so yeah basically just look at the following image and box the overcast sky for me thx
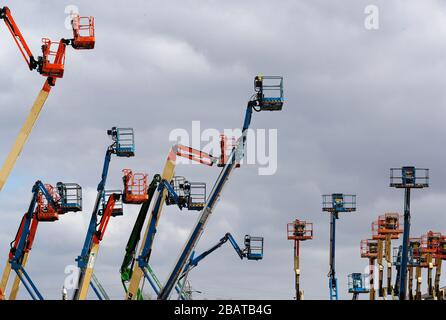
[1,0,446,300]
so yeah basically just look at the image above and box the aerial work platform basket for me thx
[99,190,123,217]
[322,194,356,213]
[376,213,403,235]
[244,235,264,260]
[254,75,284,111]
[390,167,429,189]
[188,181,206,211]
[436,236,446,260]
[39,38,66,78]
[361,239,379,259]
[372,219,400,240]
[348,273,369,294]
[287,220,313,241]
[122,169,149,204]
[57,182,82,213]
[108,127,135,157]
[166,176,206,211]
[421,231,442,254]
[71,14,95,50]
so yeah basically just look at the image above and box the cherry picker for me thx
[371,213,402,298]
[72,128,134,300]
[434,235,446,299]
[177,233,264,299]
[157,76,283,300]
[0,7,95,192]
[287,220,313,300]
[420,231,442,298]
[390,166,429,299]
[348,273,369,300]
[360,239,379,300]
[322,193,356,300]
[0,181,82,300]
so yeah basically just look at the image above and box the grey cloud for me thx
[1,0,446,300]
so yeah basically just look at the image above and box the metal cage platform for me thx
[122,169,149,204]
[108,127,135,157]
[390,167,429,189]
[40,38,66,78]
[188,182,206,211]
[348,273,370,294]
[322,194,356,213]
[361,239,379,259]
[244,235,264,260]
[421,231,442,254]
[376,213,403,235]
[166,176,206,211]
[287,220,313,241]
[372,219,401,240]
[99,190,124,217]
[71,15,95,50]
[436,236,446,260]
[255,75,284,111]
[57,182,82,213]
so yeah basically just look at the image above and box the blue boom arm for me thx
[9,180,59,300]
[186,233,244,270]
[76,149,112,270]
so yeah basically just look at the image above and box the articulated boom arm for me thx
[182,233,245,277]
[0,7,96,194]
[0,181,65,301]
[0,7,37,70]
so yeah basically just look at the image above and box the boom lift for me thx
[420,231,441,298]
[157,75,283,300]
[124,143,216,300]
[390,166,429,300]
[177,233,264,299]
[287,220,313,300]
[0,181,81,300]
[371,213,402,297]
[0,7,95,192]
[348,273,369,300]
[72,128,134,300]
[322,193,356,300]
[120,173,160,299]
[434,235,446,299]
[360,239,379,300]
